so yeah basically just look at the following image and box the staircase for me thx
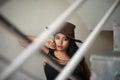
[90,22,120,80]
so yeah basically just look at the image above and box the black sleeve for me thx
[48,48,54,56]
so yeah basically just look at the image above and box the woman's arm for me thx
[17,35,55,54]
[17,35,35,48]
[18,35,56,64]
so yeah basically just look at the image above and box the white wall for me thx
[67,0,120,30]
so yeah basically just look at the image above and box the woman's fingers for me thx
[50,40,56,49]
[46,39,56,49]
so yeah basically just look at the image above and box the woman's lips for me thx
[57,46,63,49]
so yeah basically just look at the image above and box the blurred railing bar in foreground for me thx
[0,14,63,79]
[55,0,120,80]
[0,0,84,80]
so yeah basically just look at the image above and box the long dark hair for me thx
[67,39,79,58]
[67,39,89,80]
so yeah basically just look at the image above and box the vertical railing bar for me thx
[55,0,120,80]
[0,0,84,80]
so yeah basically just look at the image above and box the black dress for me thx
[44,49,88,80]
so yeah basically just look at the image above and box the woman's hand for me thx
[45,39,56,49]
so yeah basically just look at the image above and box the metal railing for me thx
[55,0,120,79]
[0,0,84,80]
[0,0,120,80]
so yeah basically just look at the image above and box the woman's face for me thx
[54,33,70,51]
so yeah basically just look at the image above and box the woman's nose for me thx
[59,39,63,44]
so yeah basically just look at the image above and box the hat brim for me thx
[67,36,83,43]
[74,39,83,43]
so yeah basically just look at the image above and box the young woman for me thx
[18,22,90,80]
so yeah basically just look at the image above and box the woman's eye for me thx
[63,38,69,41]
[55,36,59,39]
